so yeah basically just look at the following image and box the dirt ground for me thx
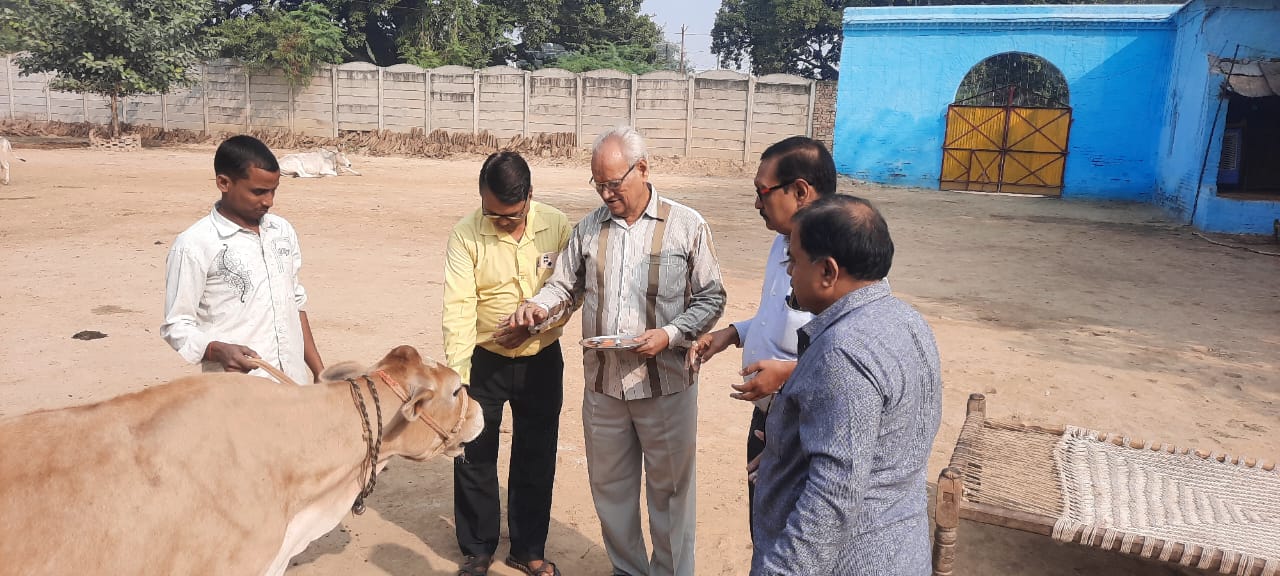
[1,144,1277,576]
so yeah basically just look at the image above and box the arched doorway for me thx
[940,52,1072,195]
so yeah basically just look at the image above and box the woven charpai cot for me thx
[932,393,1280,576]
[1052,426,1279,576]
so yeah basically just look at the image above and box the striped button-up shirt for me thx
[529,186,726,400]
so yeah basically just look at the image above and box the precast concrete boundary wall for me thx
[0,57,828,161]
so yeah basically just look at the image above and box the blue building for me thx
[834,1,1280,234]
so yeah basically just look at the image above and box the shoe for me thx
[457,554,493,575]
[505,555,561,576]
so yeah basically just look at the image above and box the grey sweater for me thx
[751,280,942,575]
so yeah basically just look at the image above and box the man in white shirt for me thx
[686,136,836,535]
[162,135,324,385]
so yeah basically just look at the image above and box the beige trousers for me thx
[582,383,698,576]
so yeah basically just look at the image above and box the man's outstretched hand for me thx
[511,301,549,328]
[686,326,739,371]
[731,360,796,401]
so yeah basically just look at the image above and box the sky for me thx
[642,0,727,72]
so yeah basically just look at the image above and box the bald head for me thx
[791,194,893,281]
[592,125,648,165]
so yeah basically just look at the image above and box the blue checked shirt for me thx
[752,280,942,575]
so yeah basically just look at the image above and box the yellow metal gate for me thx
[940,104,1071,195]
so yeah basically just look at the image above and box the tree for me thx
[0,2,26,54]
[550,0,661,53]
[495,0,662,69]
[712,0,857,80]
[212,0,398,66]
[534,37,688,74]
[955,52,1070,107]
[205,0,664,71]
[14,0,214,136]
[394,0,513,69]
[654,40,694,73]
[213,2,347,87]
[551,43,657,74]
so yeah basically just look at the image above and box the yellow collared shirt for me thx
[442,200,572,384]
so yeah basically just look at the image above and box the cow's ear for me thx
[319,361,364,382]
[384,345,422,366]
[401,386,435,421]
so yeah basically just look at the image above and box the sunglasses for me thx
[756,179,798,201]
[483,198,528,223]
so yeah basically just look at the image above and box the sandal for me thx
[505,555,561,576]
[457,554,492,576]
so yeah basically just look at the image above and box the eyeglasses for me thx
[590,163,638,193]
[756,179,797,201]
[483,198,528,223]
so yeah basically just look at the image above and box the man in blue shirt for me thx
[686,137,836,535]
[751,195,942,575]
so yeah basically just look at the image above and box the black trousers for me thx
[455,341,564,561]
[746,406,767,541]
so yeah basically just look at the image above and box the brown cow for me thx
[0,345,483,576]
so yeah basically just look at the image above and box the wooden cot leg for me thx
[933,467,962,576]
[966,393,986,417]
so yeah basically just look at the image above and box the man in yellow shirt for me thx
[443,152,572,576]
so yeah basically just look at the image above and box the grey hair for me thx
[592,125,648,165]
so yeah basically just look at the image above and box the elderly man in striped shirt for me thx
[512,126,726,576]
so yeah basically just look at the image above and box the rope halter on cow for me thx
[346,370,473,515]
[346,376,382,515]
[374,370,473,455]
[239,357,473,515]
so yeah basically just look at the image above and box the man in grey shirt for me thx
[751,195,942,575]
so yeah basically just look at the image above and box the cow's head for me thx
[333,150,360,176]
[321,345,482,460]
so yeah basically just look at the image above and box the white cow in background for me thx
[278,148,361,178]
[1,137,26,185]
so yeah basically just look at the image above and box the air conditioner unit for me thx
[1218,127,1242,186]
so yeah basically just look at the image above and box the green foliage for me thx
[245,0,513,67]
[206,0,664,71]
[484,0,662,69]
[13,0,215,135]
[713,0,857,80]
[0,2,26,53]
[654,40,694,73]
[214,3,346,87]
[394,0,511,69]
[551,0,661,53]
[955,52,1070,107]
[551,43,659,74]
[399,44,446,70]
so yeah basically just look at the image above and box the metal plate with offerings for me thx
[580,334,641,351]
